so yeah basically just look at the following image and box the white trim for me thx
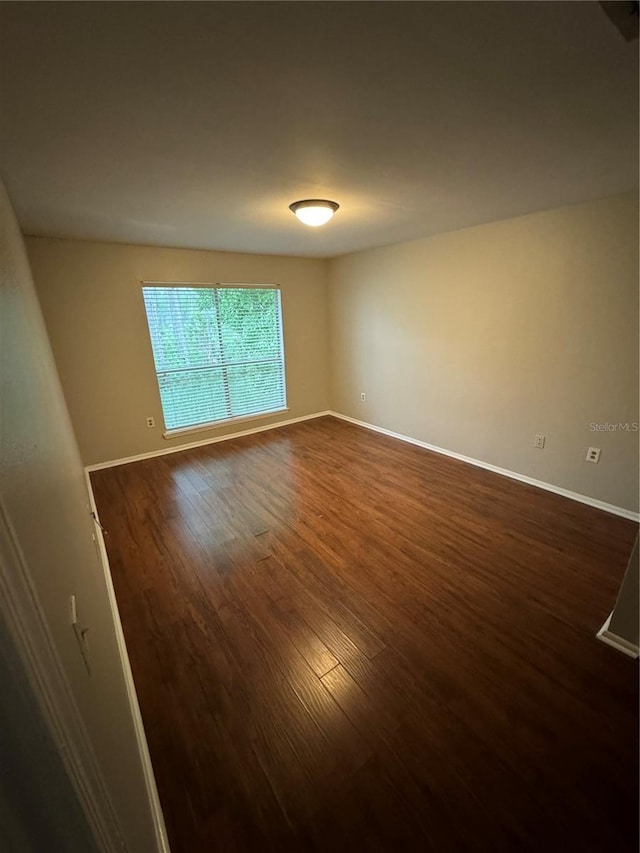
[163,407,289,439]
[84,473,171,852]
[86,407,639,521]
[0,498,125,852]
[328,411,640,522]
[86,410,332,471]
[596,613,640,659]
[141,280,279,289]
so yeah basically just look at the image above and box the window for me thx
[142,284,286,433]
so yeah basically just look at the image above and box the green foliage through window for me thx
[142,286,286,430]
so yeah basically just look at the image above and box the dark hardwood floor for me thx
[90,416,639,852]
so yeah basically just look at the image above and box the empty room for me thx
[1,2,638,852]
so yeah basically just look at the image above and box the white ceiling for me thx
[0,2,637,258]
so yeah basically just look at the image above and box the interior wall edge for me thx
[596,613,640,659]
[1,178,163,852]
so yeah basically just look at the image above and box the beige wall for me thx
[27,237,330,465]
[328,194,639,513]
[1,182,160,849]
[25,194,638,512]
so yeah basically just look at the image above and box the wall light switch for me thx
[69,594,91,674]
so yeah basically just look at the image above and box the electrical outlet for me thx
[534,434,545,449]
[146,416,155,428]
[360,392,366,402]
[586,446,601,464]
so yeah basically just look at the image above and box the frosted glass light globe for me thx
[289,199,339,227]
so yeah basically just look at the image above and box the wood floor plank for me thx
[90,415,638,852]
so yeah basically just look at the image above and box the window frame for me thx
[141,281,288,438]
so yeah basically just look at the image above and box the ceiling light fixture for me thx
[289,199,339,227]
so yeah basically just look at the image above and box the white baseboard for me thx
[85,411,332,472]
[596,613,640,658]
[328,411,640,522]
[86,407,638,523]
[84,471,171,852]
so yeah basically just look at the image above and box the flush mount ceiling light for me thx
[289,199,339,227]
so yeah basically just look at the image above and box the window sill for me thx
[162,407,290,440]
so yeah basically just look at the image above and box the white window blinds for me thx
[142,285,287,432]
